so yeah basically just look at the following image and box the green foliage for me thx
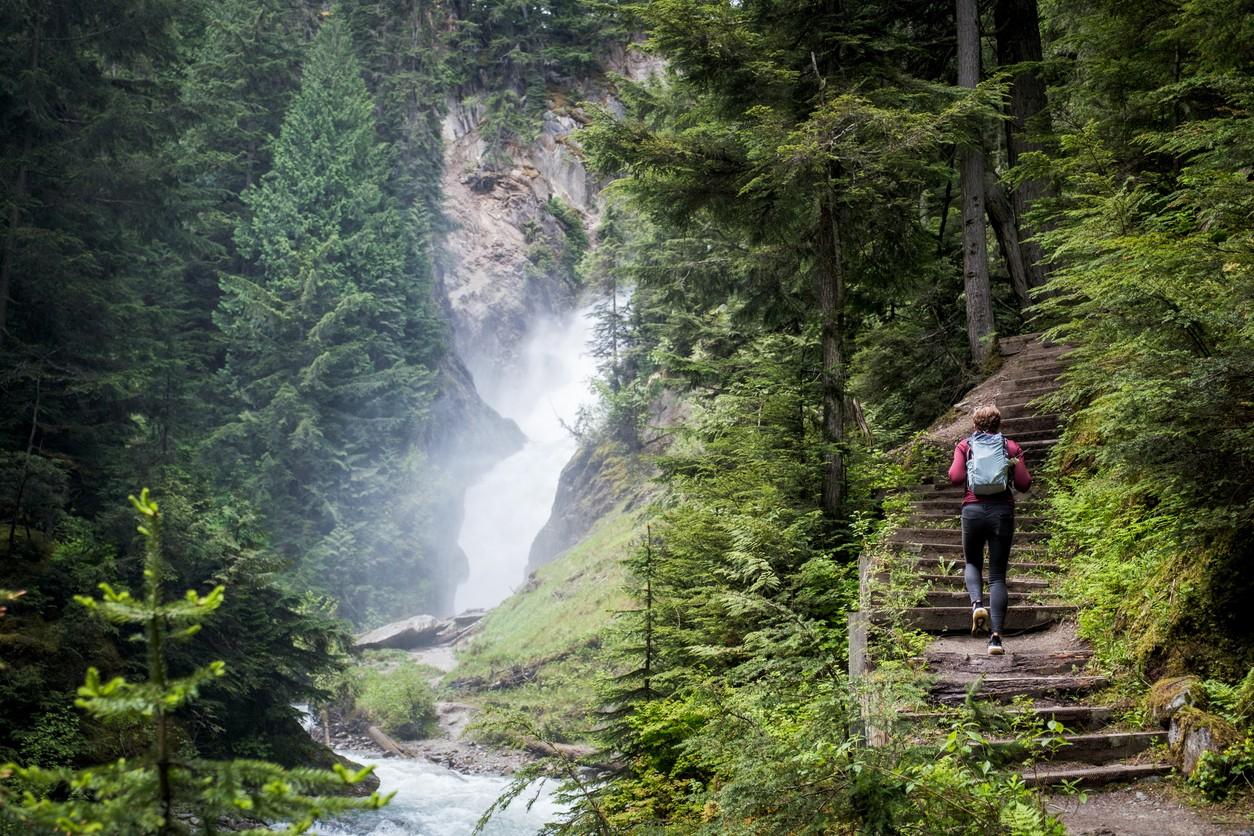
[0,489,389,834]
[1190,737,1254,800]
[1033,0,1254,680]
[353,662,438,739]
[11,706,85,769]
[448,0,624,172]
[218,15,444,624]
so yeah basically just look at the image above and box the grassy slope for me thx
[447,501,646,741]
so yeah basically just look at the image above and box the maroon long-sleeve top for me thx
[947,436,1033,505]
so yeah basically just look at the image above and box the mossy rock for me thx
[1148,675,1204,725]
[1168,706,1242,776]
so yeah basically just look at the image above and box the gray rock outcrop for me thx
[355,615,444,651]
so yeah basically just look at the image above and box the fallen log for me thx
[367,725,409,757]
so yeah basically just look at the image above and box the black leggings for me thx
[961,502,1015,633]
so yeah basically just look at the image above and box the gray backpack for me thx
[966,432,1011,495]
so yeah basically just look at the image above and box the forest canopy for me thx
[1,0,1252,832]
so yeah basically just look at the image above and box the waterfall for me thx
[453,304,599,612]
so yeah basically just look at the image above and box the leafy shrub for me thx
[11,705,84,768]
[354,662,439,739]
[1190,738,1254,800]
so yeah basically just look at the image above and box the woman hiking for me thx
[948,405,1032,656]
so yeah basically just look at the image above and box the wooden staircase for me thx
[851,333,1174,789]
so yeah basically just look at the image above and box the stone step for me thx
[923,648,1089,675]
[895,604,1075,633]
[1019,761,1174,789]
[881,572,1052,591]
[898,705,1115,732]
[930,673,1108,705]
[890,527,1049,545]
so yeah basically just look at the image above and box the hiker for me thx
[948,405,1032,656]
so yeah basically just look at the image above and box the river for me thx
[312,753,562,835]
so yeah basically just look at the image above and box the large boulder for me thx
[355,615,445,651]
[1168,706,1242,776]
[1148,675,1204,725]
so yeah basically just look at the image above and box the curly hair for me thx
[973,405,1002,433]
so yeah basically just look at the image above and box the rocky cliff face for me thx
[435,99,592,386]
[434,46,663,386]
[528,387,685,570]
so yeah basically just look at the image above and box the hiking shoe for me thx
[987,634,1005,656]
[971,604,989,636]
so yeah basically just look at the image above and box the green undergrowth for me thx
[447,502,646,739]
[333,651,441,740]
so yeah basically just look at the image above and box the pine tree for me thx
[217,12,443,623]
[581,0,995,517]
[0,489,389,834]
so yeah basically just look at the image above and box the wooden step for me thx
[930,673,1108,704]
[998,401,1050,420]
[1008,379,1060,395]
[882,572,1051,591]
[998,333,1051,355]
[1015,373,1062,389]
[1003,429,1061,444]
[908,481,1049,498]
[1020,761,1173,789]
[1000,414,1060,433]
[896,604,1075,633]
[897,705,1114,732]
[890,527,1048,545]
[906,512,1047,529]
[1006,731,1166,765]
[903,557,1057,575]
[924,648,1090,675]
[905,496,1047,511]
[907,496,1046,512]
[1001,389,1058,408]
[899,543,1050,561]
[913,590,1057,607]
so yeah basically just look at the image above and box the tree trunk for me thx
[985,175,1032,307]
[816,195,846,518]
[994,0,1054,290]
[8,377,40,554]
[957,0,995,364]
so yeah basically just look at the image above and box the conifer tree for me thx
[0,489,389,834]
[581,0,991,518]
[217,12,443,622]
